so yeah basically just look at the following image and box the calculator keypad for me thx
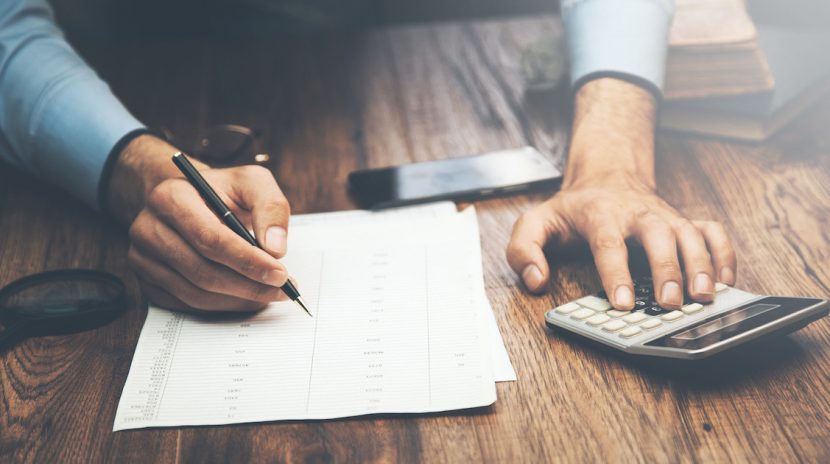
[601,320,627,332]
[547,278,731,341]
[619,326,642,338]
[586,314,611,326]
[660,310,684,321]
[570,308,595,320]
[640,319,662,330]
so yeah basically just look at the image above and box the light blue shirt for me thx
[562,0,675,93]
[0,0,144,210]
[0,0,673,210]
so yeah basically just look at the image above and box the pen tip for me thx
[296,297,313,317]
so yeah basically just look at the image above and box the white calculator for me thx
[545,276,828,360]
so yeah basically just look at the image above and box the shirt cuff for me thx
[32,70,145,211]
[562,0,674,95]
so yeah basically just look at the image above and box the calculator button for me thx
[622,312,647,324]
[586,314,611,326]
[715,282,728,293]
[606,310,627,318]
[554,302,581,314]
[619,326,642,338]
[570,308,595,320]
[601,320,627,332]
[576,296,612,312]
[681,303,704,315]
[661,311,684,322]
[644,306,665,316]
[633,300,649,310]
[640,319,662,330]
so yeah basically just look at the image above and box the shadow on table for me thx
[549,327,812,391]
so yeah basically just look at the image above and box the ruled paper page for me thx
[113,207,497,430]
[290,203,515,382]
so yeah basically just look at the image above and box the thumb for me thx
[506,203,563,293]
[230,166,291,258]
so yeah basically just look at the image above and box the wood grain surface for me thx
[2,16,830,463]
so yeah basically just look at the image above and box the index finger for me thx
[228,165,291,258]
[148,179,287,287]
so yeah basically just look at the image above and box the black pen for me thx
[172,152,312,317]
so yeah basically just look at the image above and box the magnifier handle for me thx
[0,320,29,351]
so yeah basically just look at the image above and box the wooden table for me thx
[2,16,830,462]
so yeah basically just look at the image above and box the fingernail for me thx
[693,273,714,296]
[263,269,286,287]
[614,285,634,308]
[719,267,735,285]
[265,227,287,255]
[661,281,682,306]
[522,265,545,291]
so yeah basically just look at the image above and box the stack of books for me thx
[659,0,830,141]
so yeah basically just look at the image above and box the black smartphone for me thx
[348,146,562,209]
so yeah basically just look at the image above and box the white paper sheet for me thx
[113,206,508,430]
[291,203,515,382]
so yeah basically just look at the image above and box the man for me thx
[0,0,735,313]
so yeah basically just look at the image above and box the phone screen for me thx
[348,147,561,208]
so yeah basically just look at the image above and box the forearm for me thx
[563,78,658,191]
[106,135,207,223]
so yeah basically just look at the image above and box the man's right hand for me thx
[108,135,291,312]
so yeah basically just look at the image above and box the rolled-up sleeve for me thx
[0,0,144,210]
[561,0,675,95]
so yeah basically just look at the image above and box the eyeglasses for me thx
[158,124,271,165]
[0,270,127,350]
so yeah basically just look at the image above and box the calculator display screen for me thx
[646,297,822,350]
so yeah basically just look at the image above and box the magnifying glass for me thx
[0,270,127,350]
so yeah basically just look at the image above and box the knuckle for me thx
[510,209,543,237]
[237,255,261,277]
[127,219,144,243]
[263,197,290,217]
[693,251,714,269]
[505,242,529,269]
[654,259,681,276]
[176,284,209,308]
[511,212,531,233]
[126,247,142,268]
[710,221,726,232]
[704,220,726,236]
[128,211,156,244]
[147,181,175,209]
[193,228,221,254]
[634,208,659,223]
[673,218,695,234]
[505,238,522,257]
[592,233,625,251]
[191,267,221,292]
[583,201,613,224]
[241,164,273,181]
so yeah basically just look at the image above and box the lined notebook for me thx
[113,204,514,431]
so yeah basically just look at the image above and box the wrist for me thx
[106,134,199,222]
[563,78,658,191]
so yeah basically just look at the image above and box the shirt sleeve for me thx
[561,0,675,95]
[0,0,145,210]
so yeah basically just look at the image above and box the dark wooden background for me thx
[2,15,830,462]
